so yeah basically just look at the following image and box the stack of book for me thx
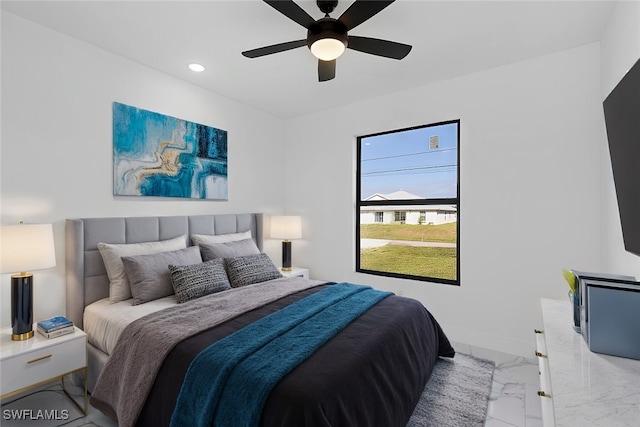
[37,316,74,339]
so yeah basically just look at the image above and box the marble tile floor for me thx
[1,343,541,427]
[453,342,542,427]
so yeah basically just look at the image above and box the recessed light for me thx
[188,63,205,72]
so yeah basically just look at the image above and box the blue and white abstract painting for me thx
[113,102,228,200]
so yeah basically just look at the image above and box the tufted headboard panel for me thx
[65,213,263,329]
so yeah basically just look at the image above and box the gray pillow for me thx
[98,235,187,303]
[191,230,252,246]
[169,258,231,303]
[199,238,260,261]
[122,246,202,305]
[225,253,283,288]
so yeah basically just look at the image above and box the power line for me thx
[362,163,457,176]
[361,147,457,162]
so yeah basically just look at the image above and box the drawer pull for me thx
[538,390,552,398]
[534,329,544,334]
[535,351,547,358]
[27,354,52,364]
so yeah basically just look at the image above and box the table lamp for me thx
[0,223,56,340]
[270,216,302,272]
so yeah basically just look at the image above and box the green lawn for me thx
[360,245,457,280]
[359,222,458,280]
[360,222,456,243]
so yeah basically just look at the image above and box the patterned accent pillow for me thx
[225,253,283,288]
[169,258,231,303]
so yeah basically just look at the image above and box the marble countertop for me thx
[541,298,640,426]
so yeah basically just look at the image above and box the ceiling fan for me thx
[242,0,412,82]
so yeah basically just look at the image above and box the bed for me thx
[65,213,454,427]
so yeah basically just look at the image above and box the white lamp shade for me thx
[270,216,302,240]
[0,223,56,273]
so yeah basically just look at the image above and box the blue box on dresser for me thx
[580,278,640,360]
[571,270,634,331]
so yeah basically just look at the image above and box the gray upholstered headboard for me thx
[65,213,263,329]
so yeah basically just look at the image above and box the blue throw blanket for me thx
[170,283,392,427]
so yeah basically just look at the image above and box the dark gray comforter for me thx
[137,283,454,427]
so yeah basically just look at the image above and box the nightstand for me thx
[280,267,309,279]
[0,325,88,414]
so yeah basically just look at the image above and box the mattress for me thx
[83,295,177,355]
[82,276,307,355]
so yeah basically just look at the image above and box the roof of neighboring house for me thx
[364,190,422,201]
[360,205,457,212]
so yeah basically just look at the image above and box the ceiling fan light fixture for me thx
[310,38,346,61]
[307,17,348,61]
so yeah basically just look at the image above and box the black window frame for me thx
[356,119,460,286]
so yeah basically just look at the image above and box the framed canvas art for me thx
[113,102,228,200]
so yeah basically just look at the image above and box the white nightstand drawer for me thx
[0,334,86,396]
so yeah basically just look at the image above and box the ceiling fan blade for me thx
[242,40,307,58]
[318,59,336,82]
[264,0,315,29]
[338,0,394,31]
[347,36,412,59]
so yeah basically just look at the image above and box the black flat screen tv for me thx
[603,57,640,257]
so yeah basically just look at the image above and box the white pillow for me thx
[98,235,187,303]
[191,230,252,246]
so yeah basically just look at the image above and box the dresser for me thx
[537,298,640,426]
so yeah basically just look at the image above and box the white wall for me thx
[0,13,286,327]
[2,8,632,359]
[284,43,604,357]
[600,1,640,277]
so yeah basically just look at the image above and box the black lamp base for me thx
[281,240,292,271]
[11,274,34,341]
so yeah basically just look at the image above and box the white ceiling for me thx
[1,0,616,118]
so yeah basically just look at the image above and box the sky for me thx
[359,121,459,200]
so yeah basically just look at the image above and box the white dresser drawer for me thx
[535,329,555,427]
[0,332,86,396]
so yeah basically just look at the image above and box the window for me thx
[356,120,459,285]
